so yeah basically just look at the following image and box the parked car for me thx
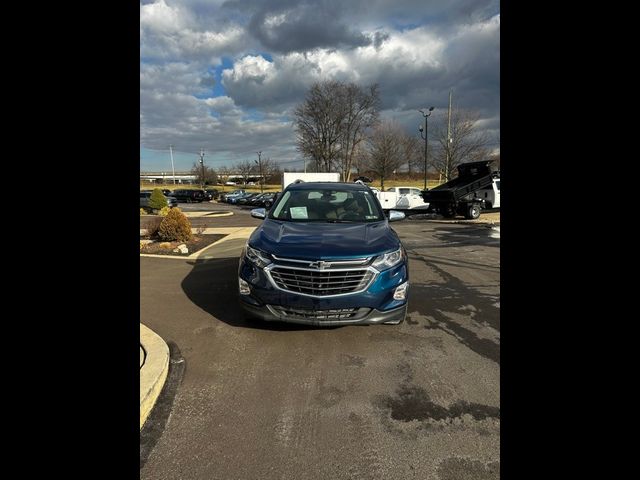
[225,190,248,204]
[170,189,206,203]
[204,189,219,201]
[236,192,260,205]
[246,193,266,205]
[250,192,278,209]
[219,189,243,202]
[238,182,408,326]
[228,192,253,204]
[140,191,177,211]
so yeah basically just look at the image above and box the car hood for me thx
[249,219,399,259]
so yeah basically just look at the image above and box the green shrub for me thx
[140,208,146,215]
[158,208,193,242]
[149,188,168,210]
[159,206,171,217]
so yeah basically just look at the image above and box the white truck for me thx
[282,172,341,190]
[473,176,500,209]
[371,186,430,211]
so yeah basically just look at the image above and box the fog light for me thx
[393,281,408,300]
[239,278,250,295]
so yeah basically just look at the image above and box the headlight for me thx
[245,244,272,268]
[371,248,404,270]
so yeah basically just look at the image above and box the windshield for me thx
[269,187,384,222]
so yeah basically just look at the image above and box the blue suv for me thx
[238,182,408,326]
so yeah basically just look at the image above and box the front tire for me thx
[465,204,481,219]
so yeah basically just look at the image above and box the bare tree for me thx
[351,142,369,178]
[294,80,380,178]
[336,83,380,182]
[364,121,404,191]
[217,165,231,189]
[190,163,218,186]
[431,109,491,181]
[254,153,278,192]
[400,132,423,176]
[265,161,281,184]
[235,159,254,186]
[294,81,343,173]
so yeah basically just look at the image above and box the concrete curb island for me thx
[139,226,257,260]
[140,323,170,430]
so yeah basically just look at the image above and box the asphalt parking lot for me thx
[140,204,500,480]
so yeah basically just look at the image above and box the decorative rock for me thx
[173,244,189,254]
[159,242,172,249]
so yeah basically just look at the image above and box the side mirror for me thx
[251,208,266,219]
[388,210,405,222]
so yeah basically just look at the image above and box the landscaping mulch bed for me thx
[140,234,226,256]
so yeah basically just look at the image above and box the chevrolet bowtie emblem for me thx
[309,261,330,270]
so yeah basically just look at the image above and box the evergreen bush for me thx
[158,208,192,242]
[149,188,168,210]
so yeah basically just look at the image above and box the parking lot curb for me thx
[182,211,234,218]
[140,323,170,430]
[141,211,233,218]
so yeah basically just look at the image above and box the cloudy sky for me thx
[140,0,499,172]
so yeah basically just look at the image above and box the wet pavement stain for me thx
[380,384,499,422]
[433,225,500,249]
[407,250,500,364]
[437,457,500,480]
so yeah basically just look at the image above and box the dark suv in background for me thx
[171,189,206,203]
[204,189,219,201]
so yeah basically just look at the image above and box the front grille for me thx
[268,267,374,296]
[268,305,371,321]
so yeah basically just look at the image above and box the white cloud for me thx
[204,96,243,116]
[140,0,189,34]
[140,1,499,170]
[141,0,249,62]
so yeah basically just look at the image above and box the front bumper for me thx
[238,254,408,326]
[240,300,407,326]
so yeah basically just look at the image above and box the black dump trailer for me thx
[421,160,495,219]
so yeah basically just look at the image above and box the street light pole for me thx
[169,144,176,184]
[418,107,434,190]
[255,151,263,193]
[199,148,205,189]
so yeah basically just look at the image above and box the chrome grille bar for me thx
[264,264,377,297]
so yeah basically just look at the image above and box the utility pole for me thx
[445,90,452,181]
[419,106,435,190]
[199,148,205,189]
[169,144,176,184]
[255,151,263,193]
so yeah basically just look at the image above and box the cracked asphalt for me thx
[140,211,500,479]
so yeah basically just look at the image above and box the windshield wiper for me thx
[325,219,358,223]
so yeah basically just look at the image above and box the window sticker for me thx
[365,215,378,220]
[290,206,308,219]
